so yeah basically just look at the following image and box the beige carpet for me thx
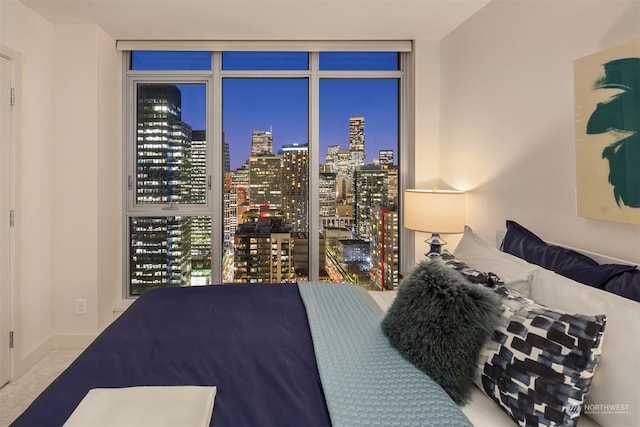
[0,350,81,427]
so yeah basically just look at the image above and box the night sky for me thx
[134,51,399,170]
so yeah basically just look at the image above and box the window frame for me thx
[123,49,410,298]
[125,75,214,213]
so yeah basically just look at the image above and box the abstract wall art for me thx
[574,37,640,225]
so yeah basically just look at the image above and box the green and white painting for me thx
[575,37,640,225]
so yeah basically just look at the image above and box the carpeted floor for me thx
[0,350,81,427]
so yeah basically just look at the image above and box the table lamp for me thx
[404,189,466,257]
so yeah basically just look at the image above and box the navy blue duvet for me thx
[11,285,331,427]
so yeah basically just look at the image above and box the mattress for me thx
[12,283,471,427]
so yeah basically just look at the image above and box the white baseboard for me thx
[13,336,53,380]
[53,334,96,350]
[11,334,95,381]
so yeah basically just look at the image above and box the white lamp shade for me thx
[404,189,466,234]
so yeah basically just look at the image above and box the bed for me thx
[10,221,640,427]
[11,282,470,427]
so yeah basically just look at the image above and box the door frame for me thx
[0,44,21,384]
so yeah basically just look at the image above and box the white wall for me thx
[50,23,121,341]
[409,40,447,262]
[51,25,100,340]
[0,0,55,376]
[1,1,121,375]
[439,0,640,263]
[96,26,122,332]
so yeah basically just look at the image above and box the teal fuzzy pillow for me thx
[381,259,503,405]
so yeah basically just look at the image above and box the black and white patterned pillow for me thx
[475,286,606,427]
[440,251,504,288]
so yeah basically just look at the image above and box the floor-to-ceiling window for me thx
[124,45,407,297]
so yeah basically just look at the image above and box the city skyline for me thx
[130,51,401,293]
[134,51,399,171]
[176,79,398,170]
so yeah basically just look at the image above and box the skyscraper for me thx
[233,208,294,283]
[191,130,207,204]
[319,172,337,216]
[325,144,340,172]
[280,143,309,232]
[131,84,194,294]
[222,132,231,173]
[353,165,388,240]
[136,84,192,204]
[336,149,352,201]
[379,149,394,165]
[349,116,365,152]
[190,131,211,285]
[251,130,273,156]
[370,206,399,290]
[249,156,282,208]
[224,167,249,248]
[349,116,366,171]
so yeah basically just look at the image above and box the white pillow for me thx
[454,226,535,296]
[531,268,640,427]
[63,386,217,427]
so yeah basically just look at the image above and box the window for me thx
[125,48,405,297]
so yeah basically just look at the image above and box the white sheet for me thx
[367,289,397,312]
[63,386,217,427]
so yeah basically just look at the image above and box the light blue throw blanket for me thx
[298,282,472,427]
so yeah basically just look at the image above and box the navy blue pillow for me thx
[500,220,635,288]
[604,269,640,302]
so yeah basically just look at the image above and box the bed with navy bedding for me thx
[11,282,471,427]
[11,222,640,427]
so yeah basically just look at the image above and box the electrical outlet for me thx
[75,298,87,315]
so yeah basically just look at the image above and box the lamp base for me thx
[425,233,447,258]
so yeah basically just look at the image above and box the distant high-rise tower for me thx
[370,206,399,290]
[223,167,249,256]
[249,156,282,208]
[384,165,399,209]
[319,172,337,216]
[223,172,234,246]
[222,132,231,172]
[353,165,388,240]
[191,130,207,204]
[251,130,273,156]
[190,130,211,284]
[280,143,309,232]
[325,145,340,172]
[379,149,394,165]
[349,116,365,152]
[336,149,352,201]
[349,116,365,171]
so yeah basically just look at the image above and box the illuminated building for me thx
[370,206,399,290]
[349,115,365,162]
[251,130,273,156]
[319,172,337,216]
[353,165,388,240]
[280,143,309,232]
[233,208,294,283]
[379,149,394,165]
[249,156,282,208]
[130,84,193,294]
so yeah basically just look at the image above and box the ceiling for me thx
[20,0,492,41]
